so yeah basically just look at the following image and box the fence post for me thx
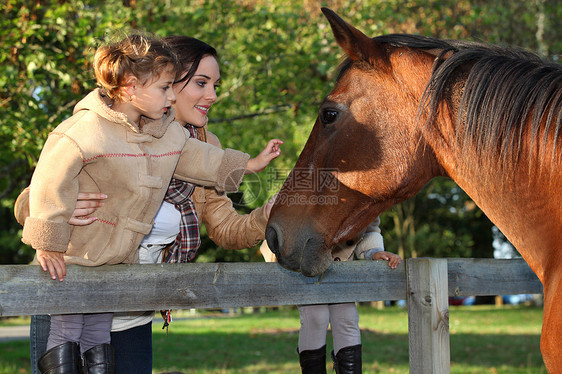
[406,258,450,373]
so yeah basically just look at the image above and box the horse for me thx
[266,7,562,372]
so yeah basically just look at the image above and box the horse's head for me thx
[266,8,444,276]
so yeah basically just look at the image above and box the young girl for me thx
[23,34,281,373]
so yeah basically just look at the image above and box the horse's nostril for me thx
[266,226,281,256]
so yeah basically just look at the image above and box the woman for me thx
[18,36,280,373]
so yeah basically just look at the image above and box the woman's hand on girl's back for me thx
[68,192,107,225]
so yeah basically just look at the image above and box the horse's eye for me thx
[321,109,338,125]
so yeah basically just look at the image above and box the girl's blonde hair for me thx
[93,33,179,102]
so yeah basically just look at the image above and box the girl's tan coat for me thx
[21,89,249,266]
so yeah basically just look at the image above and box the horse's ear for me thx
[321,7,379,62]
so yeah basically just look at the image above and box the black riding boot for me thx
[81,344,114,374]
[298,345,327,374]
[331,344,362,374]
[37,341,81,374]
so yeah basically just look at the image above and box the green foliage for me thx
[1,0,560,263]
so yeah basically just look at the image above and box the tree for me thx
[1,0,560,264]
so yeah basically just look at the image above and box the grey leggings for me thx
[298,303,360,355]
[47,313,113,354]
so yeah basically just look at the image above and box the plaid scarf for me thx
[160,125,202,333]
[162,125,201,263]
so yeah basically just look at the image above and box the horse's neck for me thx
[446,159,561,283]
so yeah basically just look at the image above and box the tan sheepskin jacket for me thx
[15,134,268,257]
[21,89,249,266]
[16,185,268,253]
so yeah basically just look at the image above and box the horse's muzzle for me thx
[266,222,332,277]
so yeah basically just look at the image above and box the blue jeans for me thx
[110,322,153,374]
[30,315,153,374]
[30,315,50,374]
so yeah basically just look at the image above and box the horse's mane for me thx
[340,34,562,168]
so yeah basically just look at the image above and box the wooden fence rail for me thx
[0,258,543,373]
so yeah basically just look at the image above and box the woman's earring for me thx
[129,94,135,102]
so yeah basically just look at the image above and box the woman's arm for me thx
[194,187,269,249]
[15,188,106,227]
[192,131,273,249]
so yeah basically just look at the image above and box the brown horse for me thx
[266,7,562,372]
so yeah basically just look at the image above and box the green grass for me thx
[0,305,546,373]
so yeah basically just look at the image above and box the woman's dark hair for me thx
[162,36,218,92]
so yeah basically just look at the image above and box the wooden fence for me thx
[0,258,542,373]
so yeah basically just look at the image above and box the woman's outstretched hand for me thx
[245,139,283,174]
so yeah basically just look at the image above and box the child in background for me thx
[23,33,281,373]
[260,217,401,374]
